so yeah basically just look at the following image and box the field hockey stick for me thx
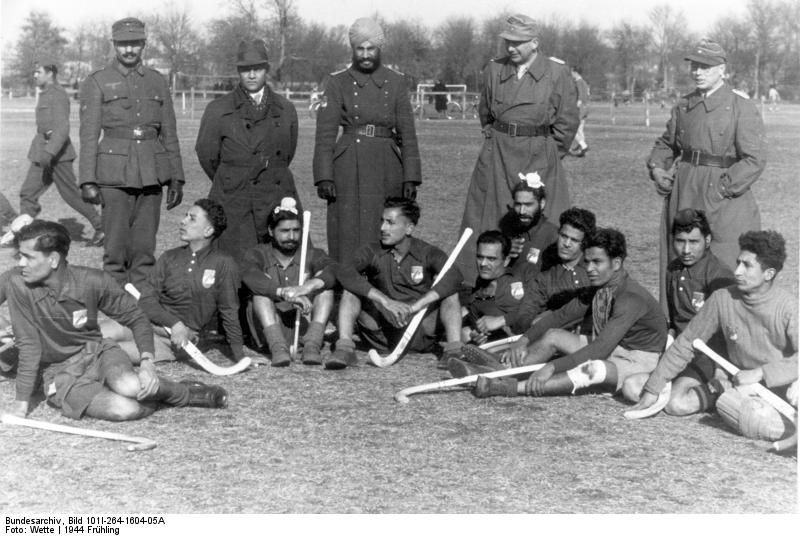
[479,334,523,353]
[124,284,251,376]
[394,362,544,403]
[1,413,157,451]
[693,339,797,451]
[624,333,675,420]
[290,211,311,360]
[0,339,14,354]
[368,227,473,368]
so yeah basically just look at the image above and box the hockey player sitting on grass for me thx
[3,220,227,421]
[630,230,797,442]
[460,228,667,399]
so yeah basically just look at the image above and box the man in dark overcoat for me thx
[196,40,300,264]
[312,18,421,264]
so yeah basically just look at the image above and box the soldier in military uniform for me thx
[457,13,578,284]
[195,40,300,264]
[312,17,421,264]
[20,59,103,246]
[647,39,766,306]
[79,18,184,288]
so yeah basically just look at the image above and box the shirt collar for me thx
[499,53,547,82]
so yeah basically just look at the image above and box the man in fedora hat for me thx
[646,38,766,308]
[196,39,301,263]
[312,17,421,264]
[20,58,104,247]
[456,13,578,285]
[79,17,185,288]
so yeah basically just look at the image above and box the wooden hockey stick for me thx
[290,211,311,359]
[479,334,523,353]
[2,413,157,451]
[624,382,672,420]
[368,228,473,368]
[693,339,797,451]
[394,363,544,403]
[124,284,251,376]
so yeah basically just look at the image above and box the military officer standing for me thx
[647,39,766,305]
[79,18,184,287]
[196,40,300,263]
[20,59,103,246]
[457,14,578,284]
[312,17,421,264]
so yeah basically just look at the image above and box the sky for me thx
[2,0,744,49]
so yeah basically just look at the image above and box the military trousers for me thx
[20,161,102,231]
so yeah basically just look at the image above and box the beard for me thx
[274,240,299,255]
[504,210,541,235]
[352,51,381,73]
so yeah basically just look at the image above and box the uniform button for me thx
[354,92,358,96]
[680,276,685,280]
[356,139,360,143]
[678,286,683,291]
[188,268,193,273]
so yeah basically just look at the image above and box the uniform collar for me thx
[686,83,729,112]
[498,53,547,82]
[347,65,387,88]
[379,236,426,263]
[473,268,515,294]
[262,242,299,268]
[112,58,145,77]
[37,264,77,303]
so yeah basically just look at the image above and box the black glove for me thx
[317,181,336,201]
[402,182,417,200]
[166,180,183,210]
[81,183,103,205]
[39,152,54,170]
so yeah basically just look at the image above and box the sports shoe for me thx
[448,357,496,378]
[271,348,291,367]
[474,376,519,398]
[301,342,323,366]
[461,344,505,369]
[86,230,105,247]
[325,346,357,370]
[180,380,228,408]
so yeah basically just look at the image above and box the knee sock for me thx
[302,321,326,350]
[156,377,190,407]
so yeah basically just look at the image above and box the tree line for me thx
[5,0,799,100]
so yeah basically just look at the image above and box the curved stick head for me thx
[127,441,157,452]
[367,349,394,368]
[394,392,410,404]
[624,382,672,420]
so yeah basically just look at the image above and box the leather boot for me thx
[180,380,228,408]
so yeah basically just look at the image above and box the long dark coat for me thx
[457,54,578,283]
[196,86,299,263]
[312,65,421,264]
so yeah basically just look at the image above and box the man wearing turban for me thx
[312,18,421,264]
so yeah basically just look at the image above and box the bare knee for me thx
[105,371,142,398]
[253,296,280,326]
[87,394,155,421]
[664,378,703,416]
[621,373,649,403]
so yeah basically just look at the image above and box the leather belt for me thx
[492,121,550,137]
[680,150,738,168]
[103,127,159,140]
[344,124,395,138]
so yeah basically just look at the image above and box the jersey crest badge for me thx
[202,269,216,288]
[526,247,541,264]
[725,325,739,342]
[511,281,524,300]
[410,265,424,284]
[691,291,705,310]
[72,309,88,328]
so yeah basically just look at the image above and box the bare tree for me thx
[434,17,478,86]
[748,0,781,98]
[649,4,689,92]
[150,6,201,80]
[11,11,69,86]
[610,22,652,96]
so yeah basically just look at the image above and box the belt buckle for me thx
[133,127,144,139]
[508,122,518,137]
[364,124,375,137]
[690,150,701,166]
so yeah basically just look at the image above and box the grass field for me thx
[0,97,797,515]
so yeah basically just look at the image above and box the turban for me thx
[349,18,385,48]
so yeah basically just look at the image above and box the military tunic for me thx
[312,65,421,264]
[457,54,578,283]
[648,84,766,304]
[196,86,300,263]
[20,83,101,232]
[79,58,184,287]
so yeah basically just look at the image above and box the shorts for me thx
[43,339,132,420]
[357,300,441,354]
[577,335,660,391]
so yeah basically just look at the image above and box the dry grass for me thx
[0,98,796,514]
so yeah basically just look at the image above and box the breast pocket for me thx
[144,93,164,119]
[96,137,130,185]
[102,92,131,122]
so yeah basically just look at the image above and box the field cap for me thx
[349,18,385,47]
[237,40,269,68]
[684,39,726,66]
[112,17,146,41]
[499,14,537,41]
